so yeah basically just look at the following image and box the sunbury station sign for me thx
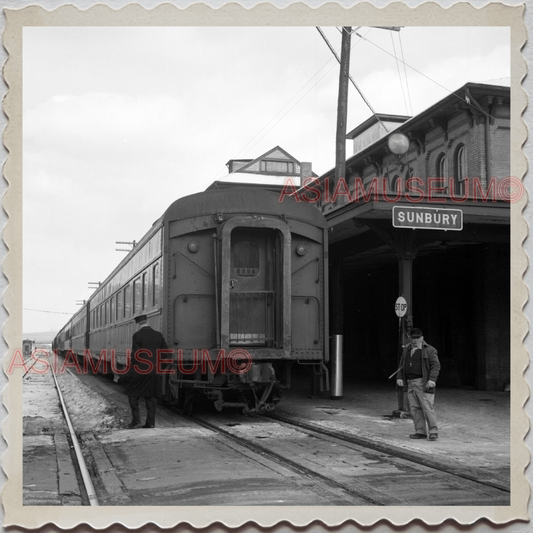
[392,205,463,231]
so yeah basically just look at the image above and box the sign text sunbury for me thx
[392,206,463,231]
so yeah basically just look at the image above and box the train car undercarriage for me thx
[164,361,284,415]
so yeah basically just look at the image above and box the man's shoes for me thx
[142,423,155,428]
[127,421,142,429]
[409,433,428,439]
[428,434,438,441]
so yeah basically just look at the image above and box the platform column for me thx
[395,231,416,414]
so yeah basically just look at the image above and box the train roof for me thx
[163,188,327,228]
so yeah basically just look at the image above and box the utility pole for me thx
[330,26,351,400]
[334,27,352,197]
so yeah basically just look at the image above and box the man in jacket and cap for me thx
[125,314,169,429]
[396,328,441,441]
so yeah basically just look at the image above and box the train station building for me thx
[307,80,511,392]
[208,80,511,393]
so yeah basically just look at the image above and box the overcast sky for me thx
[22,25,510,334]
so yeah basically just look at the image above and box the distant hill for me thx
[22,331,57,344]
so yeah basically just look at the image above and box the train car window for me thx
[142,272,148,311]
[133,278,142,315]
[117,291,122,321]
[124,285,131,318]
[105,301,109,325]
[234,240,259,276]
[153,263,160,307]
[110,297,115,324]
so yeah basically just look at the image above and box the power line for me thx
[398,32,413,115]
[212,44,339,180]
[24,308,73,315]
[354,30,495,121]
[390,31,409,115]
[316,27,389,132]
[211,28,373,182]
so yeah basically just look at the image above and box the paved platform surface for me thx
[275,377,511,489]
[22,368,511,506]
[89,426,356,506]
[23,371,83,505]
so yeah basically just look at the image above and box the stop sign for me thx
[395,296,408,317]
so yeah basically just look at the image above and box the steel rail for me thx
[266,412,510,494]
[75,367,509,499]
[185,413,383,505]
[50,362,100,506]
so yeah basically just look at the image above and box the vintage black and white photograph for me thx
[2,1,529,530]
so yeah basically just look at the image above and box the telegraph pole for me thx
[330,27,351,400]
[334,26,352,192]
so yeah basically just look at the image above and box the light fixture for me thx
[387,132,410,156]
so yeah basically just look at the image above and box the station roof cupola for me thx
[347,113,411,156]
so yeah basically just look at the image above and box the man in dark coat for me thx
[126,314,169,429]
[396,328,441,441]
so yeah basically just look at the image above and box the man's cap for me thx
[134,314,148,323]
[410,328,423,338]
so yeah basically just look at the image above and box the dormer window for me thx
[260,160,295,174]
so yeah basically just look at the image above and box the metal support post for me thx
[331,334,343,399]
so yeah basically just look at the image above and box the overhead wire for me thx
[354,29,495,121]
[316,26,389,132]
[24,307,72,315]
[390,31,409,115]
[209,58,338,181]
[230,62,333,158]
[398,31,413,115]
[211,27,374,181]
[214,27,495,183]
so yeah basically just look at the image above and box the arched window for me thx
[455,144,467,195]
[390,175,402,193]
[437,153,447,177]
[436,153,448,194]
[404,167,416,194]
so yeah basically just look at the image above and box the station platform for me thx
[274,376,511,489]
[23,371,83,505]
[21,367,511,506]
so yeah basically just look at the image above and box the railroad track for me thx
[266,412,511,494]
[187,411,383,505]
[67,368,510,506]
[23,353,100,506]
[186,411,510,506]
[49,358,100,506]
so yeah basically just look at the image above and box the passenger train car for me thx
[53,187,329,413]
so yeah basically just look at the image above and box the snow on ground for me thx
[55,371,122,432]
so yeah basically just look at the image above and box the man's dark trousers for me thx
[128,395,157,426]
